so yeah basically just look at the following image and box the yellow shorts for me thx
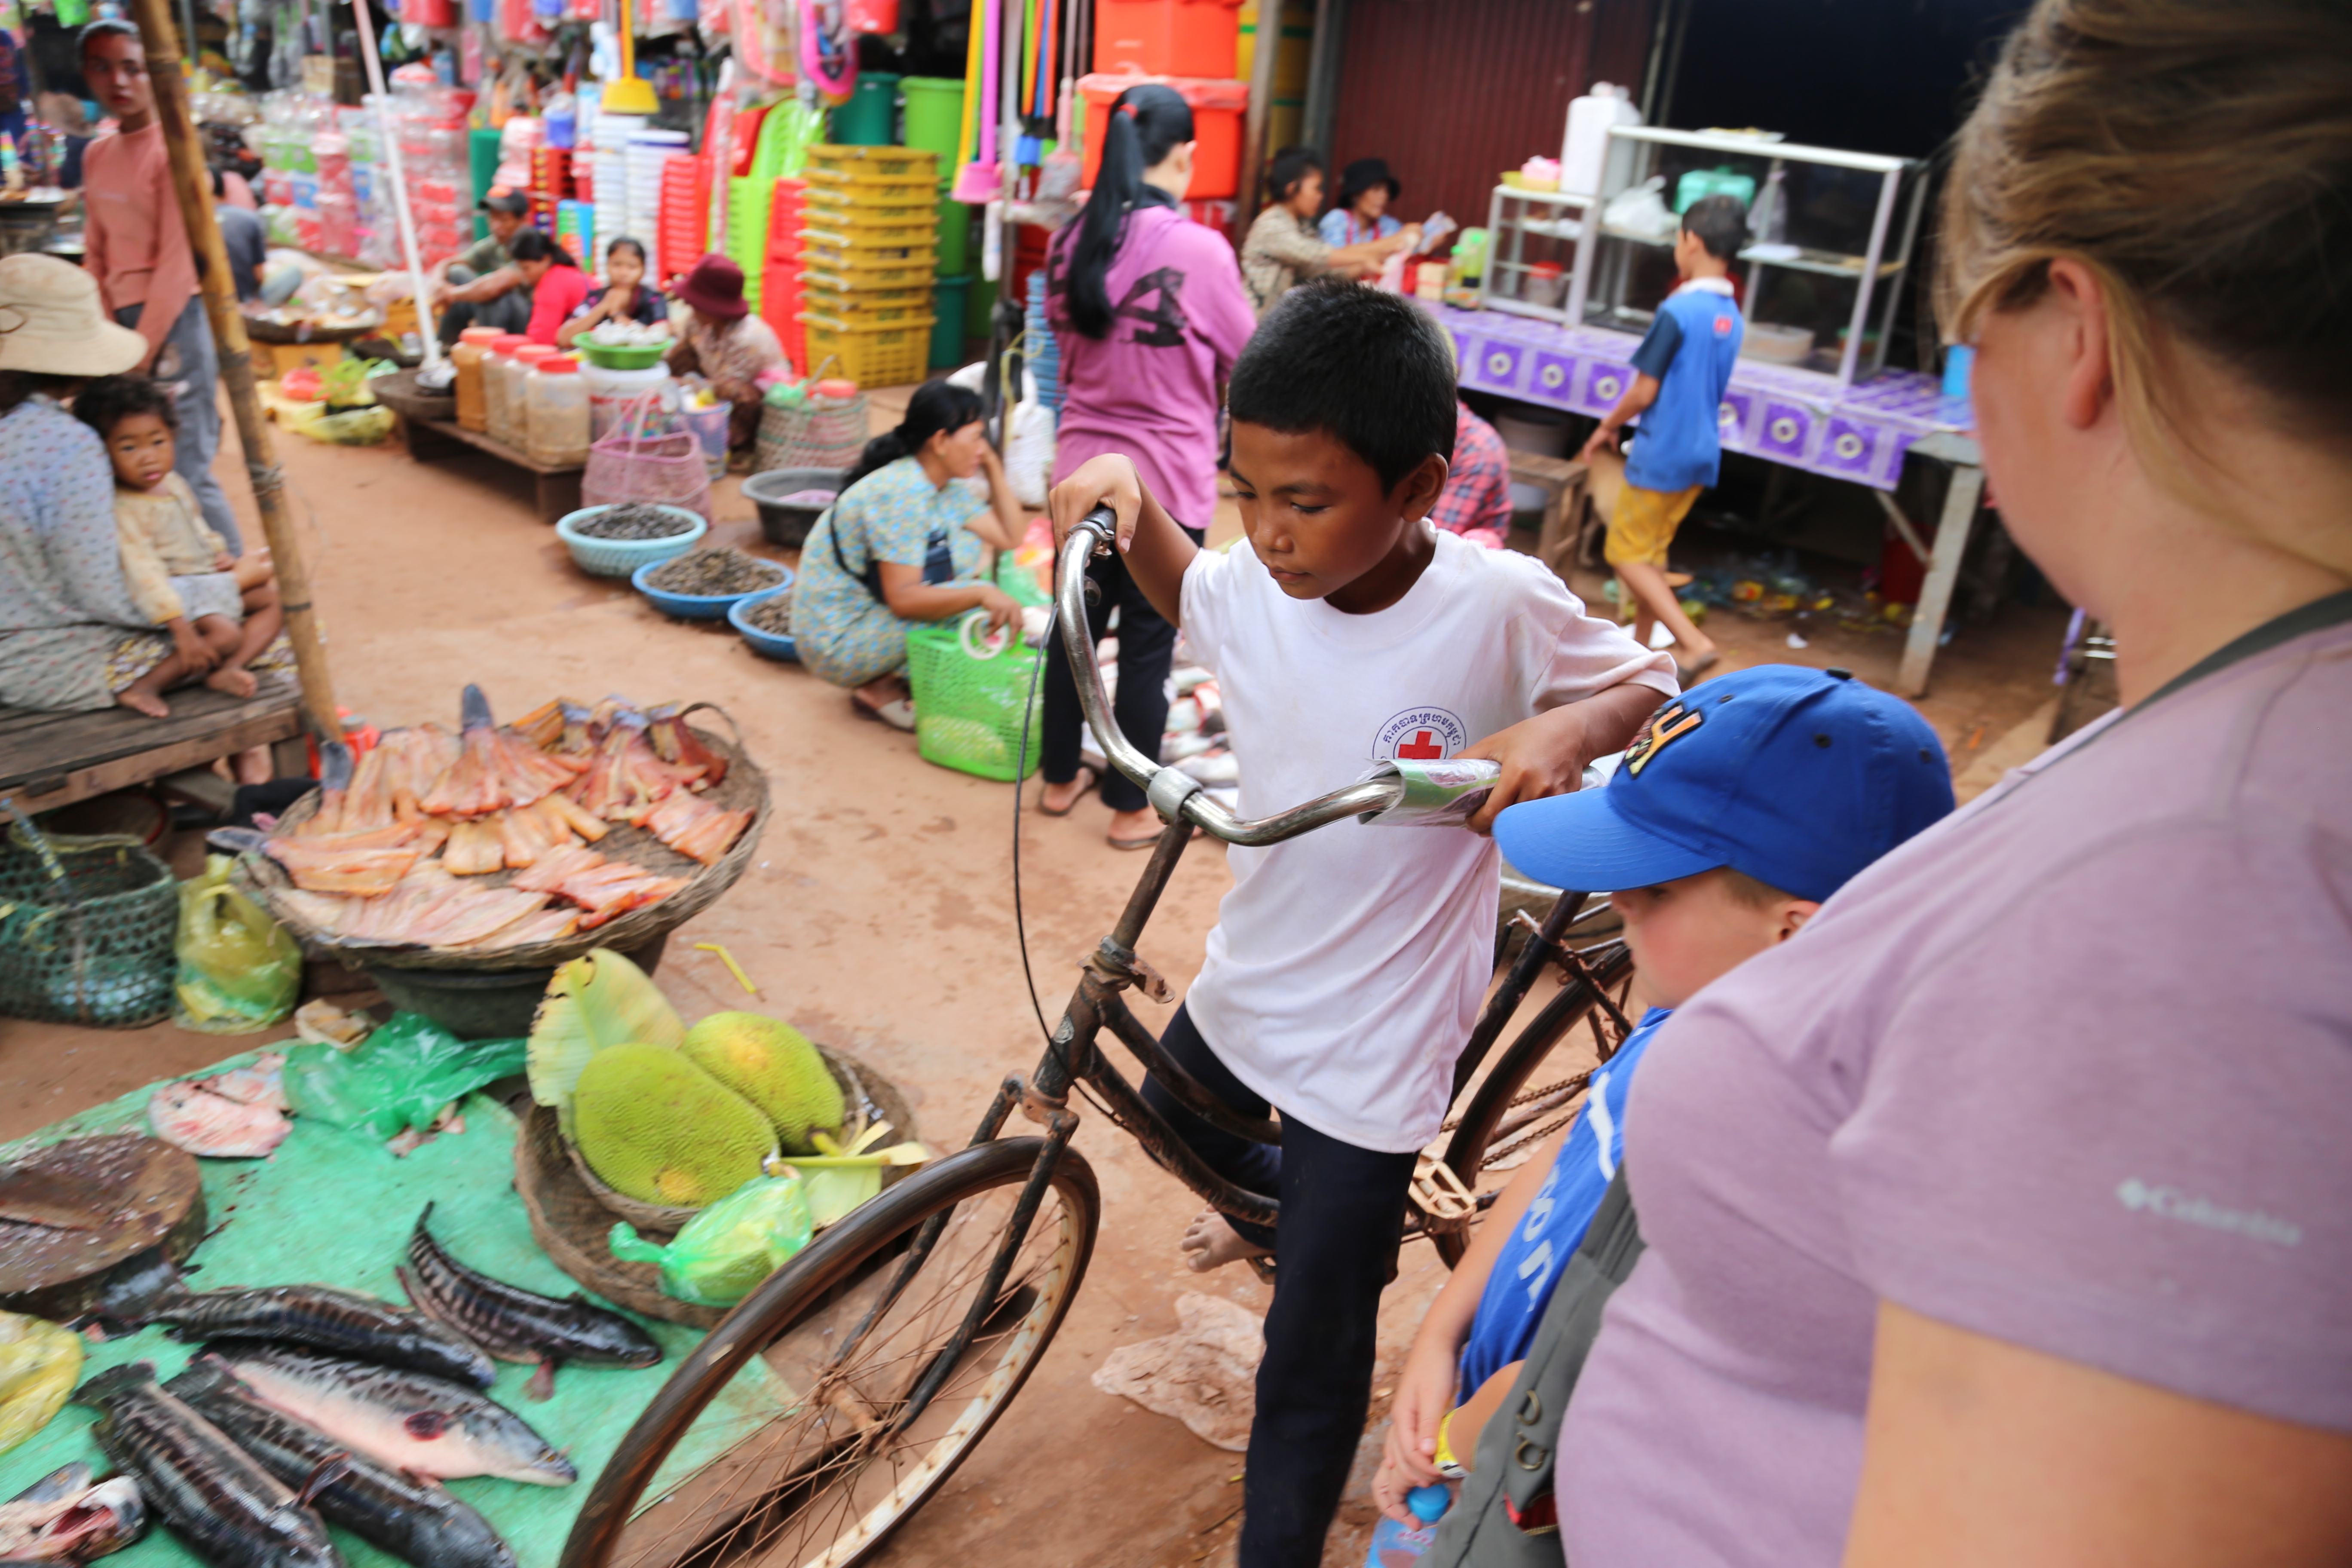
[1604,482,1703,569]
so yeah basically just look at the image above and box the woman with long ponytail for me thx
[792,379,1027,726]
[1038,83,1258,848]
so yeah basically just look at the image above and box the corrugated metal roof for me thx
[1329,0,1657,233]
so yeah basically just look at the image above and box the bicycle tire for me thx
[561,1136,1100,1568]
[1431,941,1637,1268]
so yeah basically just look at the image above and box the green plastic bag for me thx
[906,610,1044,782]
[174,856,301,1033]
[282,1013,527,1142]
[609,1170,815,1308]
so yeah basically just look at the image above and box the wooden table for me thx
[400,415,584,524]
[0,675,306,815]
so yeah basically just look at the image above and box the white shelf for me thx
[1610,124,1913,175]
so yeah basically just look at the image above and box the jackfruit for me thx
[679,1013,844,1155]
[572,1043,775,1207]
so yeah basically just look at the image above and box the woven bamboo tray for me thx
[235,707,766,973]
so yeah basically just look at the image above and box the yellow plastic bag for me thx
[284,402,395,445]
[0,1312,81,1457]
[174,855,300,1033]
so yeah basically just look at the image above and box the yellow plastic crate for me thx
[803,239,941,276]
[803,214,938,248]
[805,168,939,205]
[799,293,929,327]
[801,258,941,292]
[801,311,939,387]
[805,144,939,183]
[805,187,937,222]
[802,280,935,315]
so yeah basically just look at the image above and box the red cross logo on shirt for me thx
[1396,730,1446,760]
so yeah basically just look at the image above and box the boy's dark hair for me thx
[74,374,176,440]
[78,18,139,64]
[1227,278,1456,493]
[1682,194,1749,261]
[1265,145,1324,206]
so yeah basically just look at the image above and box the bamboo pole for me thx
[127,0,338,738]
[1229,0,1287,251]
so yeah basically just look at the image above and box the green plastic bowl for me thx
[579,341,671,371]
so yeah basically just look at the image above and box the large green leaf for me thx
[528,947,687,1138]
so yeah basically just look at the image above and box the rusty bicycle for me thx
[561,513,1640,1568]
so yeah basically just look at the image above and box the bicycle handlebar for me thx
[1057,510,1462,847]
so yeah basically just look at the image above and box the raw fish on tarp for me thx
[148,1057,292,1159]
[0,1461,146,1562]
[167,1359,517,1568]
[96,1272,496,1389]
[71,1363,340,1568]
[205,1341,576,1486]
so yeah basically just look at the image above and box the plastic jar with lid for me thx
[451,327,502,429]
[502,344,558,450]
[584,358,677,443]
[525,355,590,467]
[482,334,531,444]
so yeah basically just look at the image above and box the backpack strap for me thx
[1421,1164,1646,1568]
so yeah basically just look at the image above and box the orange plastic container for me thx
[1078,73,1249,201]
[1092,0,1243,78]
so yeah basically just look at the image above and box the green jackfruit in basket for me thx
[680,1013,844,1155]
[573,1042,775,1206]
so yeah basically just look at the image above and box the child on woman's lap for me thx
[76,374,281,714]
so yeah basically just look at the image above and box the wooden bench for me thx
[398,415,584,524]
[0,676,306,816]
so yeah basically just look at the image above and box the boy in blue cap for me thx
[1372,664,1955,1519]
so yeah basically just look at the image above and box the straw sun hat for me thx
[0,254,148,377]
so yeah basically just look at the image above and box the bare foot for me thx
[206,665,258,698]
[115,686,171,718]
[1106,807,1162,848]
[233,744,273,785]
[1039,766,1096,815]
[1179,1209,1271,1274]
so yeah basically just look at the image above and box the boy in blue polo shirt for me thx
[1579,193,1748,683]
[1371,665,1954,1521]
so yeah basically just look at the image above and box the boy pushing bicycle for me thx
[1048,279,1676,1565]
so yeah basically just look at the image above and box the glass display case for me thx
[1584,126,1926,389]
[1478,186,1601,328]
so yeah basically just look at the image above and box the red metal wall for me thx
[1328,0,1657,235]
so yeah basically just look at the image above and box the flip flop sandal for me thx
[1109,822,1204,851]
[851,693,916,731]
[1038,765,1099,817]
[1675,650,1722,687]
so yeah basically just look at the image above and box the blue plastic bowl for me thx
[728,586,799,660]
[554,504,707,578]
[634,557,794,622]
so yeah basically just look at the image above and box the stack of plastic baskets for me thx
[627,127,690,281]
[799,144,938,386]
[762,177,808,371]
[588,112,646,275]
[658,154,709,285]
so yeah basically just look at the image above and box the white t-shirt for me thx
[1178,529,1675,1152]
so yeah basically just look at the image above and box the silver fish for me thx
[0,1464,146,1563]
[205,1341,576,1488]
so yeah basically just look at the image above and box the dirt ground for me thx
[0,388,2069,1566]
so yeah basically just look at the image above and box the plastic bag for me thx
[609,1170,814,1308]
[174,855,301,1034]
[282,1012,527,1142]
[0,1312,82,1457]
[285,403,395,445]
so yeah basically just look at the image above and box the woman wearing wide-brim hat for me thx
[0,252,200,714]
[664,253,787,455]
[1319,156,1406,248]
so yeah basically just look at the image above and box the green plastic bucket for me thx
[930,275,971,369]
[901,77,966,169]
[830,72,902,147]
[936,198,971,275]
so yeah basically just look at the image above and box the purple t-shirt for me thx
[1047,203,1258,530]
[1559,597,2352,1565]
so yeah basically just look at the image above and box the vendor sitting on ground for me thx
[664,254,786,453]
[1240,147,1418,313]
[556,236,671,349]
[792,381,1026,730]
[74,374,282,726]
[432,190,533,346]
[512,230,592,346]
[1318,156,1406,248]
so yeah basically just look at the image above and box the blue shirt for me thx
[1317,209,1400,247]
[1458,1007,1669,1396]
[1623,279,1742,494]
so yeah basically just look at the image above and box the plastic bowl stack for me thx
[588,113,646,273]
[627,128,691,282]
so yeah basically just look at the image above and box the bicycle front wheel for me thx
[562,1138,1100,1568]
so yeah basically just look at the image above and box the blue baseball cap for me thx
[1494,665,1955,903]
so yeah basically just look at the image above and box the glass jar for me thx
[450,326,502,430]
[481,333,530,444]
[525,355,590,467]
[502,344,557,450]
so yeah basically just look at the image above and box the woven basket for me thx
[0,811,178,1027]
[233,708,767,973]
[754,390,869,476]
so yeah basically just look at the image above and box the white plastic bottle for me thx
[1561,83,1642,197]
[526,355,591,467]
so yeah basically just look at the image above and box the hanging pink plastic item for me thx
[798,0,857,96]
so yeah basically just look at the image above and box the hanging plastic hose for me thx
[798,0,856,99]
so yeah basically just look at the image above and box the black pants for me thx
[1040,528,1198,814]
[1142,1004,1420,1568]
[436,266,533,345]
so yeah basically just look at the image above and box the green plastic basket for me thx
[906,612,1044,782]
[0,805,179,1027]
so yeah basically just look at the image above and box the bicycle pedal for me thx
[1409,1154,1477,1232]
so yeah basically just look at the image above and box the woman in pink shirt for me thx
[512,230,593,345]
[1039,83,1258,848]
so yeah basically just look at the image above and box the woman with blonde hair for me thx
[1527,0,2352,1561]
